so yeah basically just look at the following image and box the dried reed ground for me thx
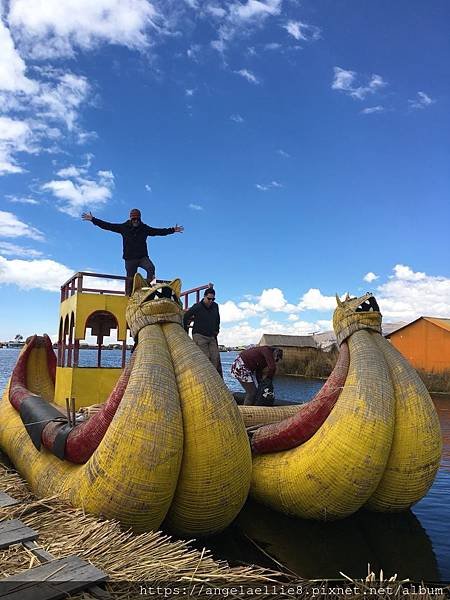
[1,458,449,599]
[0,457,285,598]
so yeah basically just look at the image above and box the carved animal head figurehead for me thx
[126,274,183,338]
[333,292,382,346]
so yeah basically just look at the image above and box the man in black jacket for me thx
[82,208,183,294]
[183,287,222,375]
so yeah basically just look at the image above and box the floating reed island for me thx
[0,456,285,598]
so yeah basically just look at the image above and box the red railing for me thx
[60,272,212,308]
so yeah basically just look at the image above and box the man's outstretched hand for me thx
[82,211,93,221]
[174,224,184,233]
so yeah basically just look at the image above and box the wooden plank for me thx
[0,493,19,508]
[0,555,108,600]
[23,541,54,563]
[22,542,112,600]
[0,520,38,549]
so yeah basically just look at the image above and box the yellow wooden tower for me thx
[54,272,209,409]
[55,272,129,408]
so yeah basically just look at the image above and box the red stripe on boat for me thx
[251,342,349,454]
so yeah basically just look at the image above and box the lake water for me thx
[0,347,449,582]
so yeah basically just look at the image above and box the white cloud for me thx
[277,149,290,158]
[188,203,203,211]
[234,69,260,84]
[364,272,379,283]
[0,116,34,174]
[282,20,321,42]
[255,180,282,191]
[185,88,195,96]
[6,196,39,205]
[7,0,159,60]
[409,91,435,110]
[377,265,450,320]
[0,256,73,291]
[361,105,384,115]
[0,210,44,241]
[392,264,426,281]
[57,165,83,178]
[332,67,387,100]
[145,184,152,192]
[230,114,244,123]
[217,264,450,345]
[0,241,43,258]
[211,0,281,54]
[0,17,38,93]
[231,0,281,21]
[42,169,115,217]
[298,288,337,312]
[205,5,226,17]
[35,72,91,131]
[264,42,281,50]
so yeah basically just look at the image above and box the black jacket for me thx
[92,217,175,260]
[183,300,220,337]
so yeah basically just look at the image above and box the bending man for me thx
[82,209,183,295]
[231,346,283,406]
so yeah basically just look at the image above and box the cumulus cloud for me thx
[7,0,159,60]
[409,91,435,110]
[217,264,450,345]
[376,264,450,320]
[188,203,203,211]
[0,255,73,291]
[230,113,244,123]
[298,288,337,312]
[42,169,115,217]
[0,210,44,241]
[332,67,386,100]
[277,149,290,158]
[145,184,152,192]
[364,272,379,283]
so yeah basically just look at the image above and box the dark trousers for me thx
[125,256,155,295]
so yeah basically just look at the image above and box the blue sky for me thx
[0,0,449,345]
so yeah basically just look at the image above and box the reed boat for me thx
[249,292,442,520]
[0,274,442,531]
[0,274,252,536]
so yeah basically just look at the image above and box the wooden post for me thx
[97,335,103,368]
[121,340,127,368]
[73,339,80,367]
[67,319,74,367]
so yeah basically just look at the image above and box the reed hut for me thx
[386,317,450,373]
[258,334,324,376]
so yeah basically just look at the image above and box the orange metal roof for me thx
[423,317,450,332]
[386,316,450,337]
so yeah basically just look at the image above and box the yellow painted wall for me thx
[389,319,450,373]
[60,293,128,341]
[55,366,122,408]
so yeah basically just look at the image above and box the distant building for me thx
[312,322,407,351]
[258,334,319,375]
[386,317,450,373]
